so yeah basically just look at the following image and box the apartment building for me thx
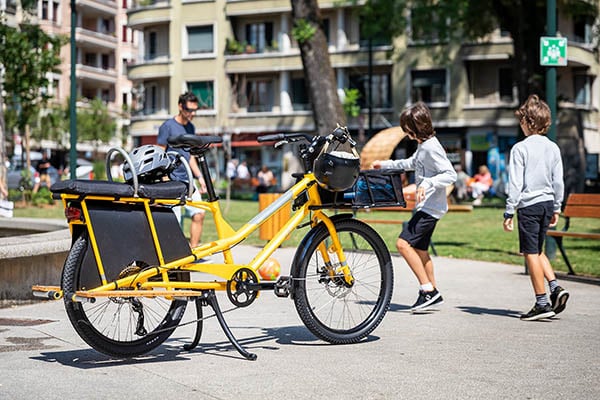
[127,0,599,182]
[2,0,138,152]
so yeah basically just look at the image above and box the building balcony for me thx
[129,114,170,137]
[225,0,346,16]
[567,42,598,68]
[78,0,118,16]
[224,43,392,73]
[225,51,302,74]
[76,27,118,50]
[76,64,118,84]
[225,0,291,16]
[330,46,394,68]
[127,1,171,30]
[128,56,172,80]
[460,42,514,61]
[227,111,315,134]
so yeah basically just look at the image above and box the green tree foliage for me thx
[0,23,64,132]
[360,0,597,104]
[32,103,69,145]
[33,99,116,147]
[343,88,362,118]
[76,98,116,144]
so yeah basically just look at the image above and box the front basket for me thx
[313,169,406,210]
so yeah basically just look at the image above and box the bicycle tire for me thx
[61,234,187,358]
[292,218,393,344]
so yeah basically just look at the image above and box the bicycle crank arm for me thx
[245,276,291,298]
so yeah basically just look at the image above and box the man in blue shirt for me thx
[157,92,206,249]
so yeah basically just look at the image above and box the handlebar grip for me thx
[257,134,285,142]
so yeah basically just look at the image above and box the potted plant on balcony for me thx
[226,38,245,55]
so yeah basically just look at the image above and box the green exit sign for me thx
[540,37,568,66]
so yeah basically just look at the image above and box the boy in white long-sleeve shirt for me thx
[503,94,569,321]
[373,102,456,312]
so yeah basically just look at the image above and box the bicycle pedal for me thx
[274,276,291,298]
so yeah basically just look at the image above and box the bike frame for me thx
[51,170,350,301]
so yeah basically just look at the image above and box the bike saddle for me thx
[168,134,223,149]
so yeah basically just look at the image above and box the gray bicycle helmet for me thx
[123,145,172,183]
[314,150,360,192]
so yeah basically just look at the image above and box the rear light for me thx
[65,206,83,222]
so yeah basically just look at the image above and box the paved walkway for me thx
[1,245,599,399]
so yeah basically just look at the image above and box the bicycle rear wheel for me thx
[292,218,393,344]
[61,234,187,358]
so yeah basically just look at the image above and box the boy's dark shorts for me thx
[399,211,438,251]
[517,201,553,255]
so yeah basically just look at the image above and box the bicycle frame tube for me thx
[58,171,349,294]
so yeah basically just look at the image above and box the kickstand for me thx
[204,290,257,361]
[183,297,204,351]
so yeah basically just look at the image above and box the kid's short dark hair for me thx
[400,101,435,141]
[178,92,199,106]
[515,94,551,135]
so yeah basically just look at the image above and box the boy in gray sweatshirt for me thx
[372,102,456,312]
[503,94,569,321]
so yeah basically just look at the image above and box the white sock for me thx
[420,283,434,292]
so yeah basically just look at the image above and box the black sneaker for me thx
[520,303,555,321]
[550,286,570,315]
[411,288,443,312]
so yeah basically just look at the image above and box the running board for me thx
[32,285,207,301]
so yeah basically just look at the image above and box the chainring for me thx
[226,267,259,307]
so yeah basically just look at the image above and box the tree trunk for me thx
[291,0,346,136]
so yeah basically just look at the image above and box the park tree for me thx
[359,0,598,196]
[0,2,64,182]
[291,0,346,136]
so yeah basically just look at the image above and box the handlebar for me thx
[258,125,356,173]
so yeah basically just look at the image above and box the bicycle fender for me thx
[289,213,354,298]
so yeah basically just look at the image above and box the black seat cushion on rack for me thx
[51,180,135,197]
[138,181,188,199]
[51,180,188,200]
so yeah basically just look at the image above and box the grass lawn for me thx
[14,199,600,277]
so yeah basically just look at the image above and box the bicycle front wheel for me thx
[61,234,187,358]
[293,218,393,344]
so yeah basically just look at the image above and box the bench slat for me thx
[562,193,600,206]
[547,193,600,275]
[563,205,600,218]
[547,231,600,240]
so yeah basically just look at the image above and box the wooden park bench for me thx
[546,193,600,275]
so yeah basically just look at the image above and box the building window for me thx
[349,72,392,108]
[574,74,592,105]
[245,22,273,53]
[122,25,128,42]
[573,15,594,44]
[322,18,330,45]
[291,78,310,111]
[246,79,274,112]
[410,69,447,104]
[498,67,514,103]
[41,0,49,20]
[359,16,392,47]
[145,85,158,114]
[187,25,214,55]
[84,53,97,67]
[148,31,157,59]
[188,81,214,110]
